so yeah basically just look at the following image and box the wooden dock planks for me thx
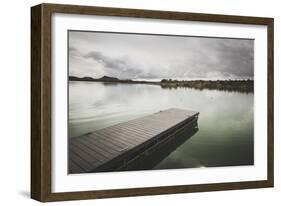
[68,108,199,173]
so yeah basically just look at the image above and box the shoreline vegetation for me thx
[69,75,254,93]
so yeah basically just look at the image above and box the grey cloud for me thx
[69,31,254,80]
[69,47,78,52]
[174,38,254,79]
[83,51,156,79]
[214,39,254,77]
[69,46,81,59]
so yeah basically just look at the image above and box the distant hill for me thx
[69,75,253,93]
[69,76,95,81]
[99,76,119,81]
[69,75,120,82]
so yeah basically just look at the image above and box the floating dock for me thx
[68,108,199,173]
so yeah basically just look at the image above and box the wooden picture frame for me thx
[31,3,274,202]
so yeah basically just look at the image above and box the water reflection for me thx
[69,81,254,169]
[160,84,253,94]
[102,82,119,86]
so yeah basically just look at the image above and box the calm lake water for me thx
[69,81,254,170]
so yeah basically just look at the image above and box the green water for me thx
[69,81,254,169]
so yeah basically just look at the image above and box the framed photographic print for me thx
[31,3,274,202]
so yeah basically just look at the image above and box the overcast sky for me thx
[69,31,254,80]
